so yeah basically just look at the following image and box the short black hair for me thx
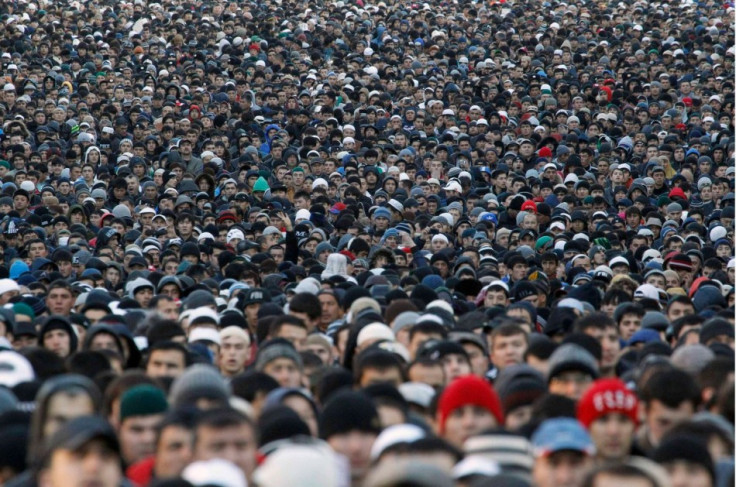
[229,371,279,402]
[639,368,701,409]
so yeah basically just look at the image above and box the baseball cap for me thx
[39,416,120,468]
[531,418,595,457]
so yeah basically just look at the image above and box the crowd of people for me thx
[0,0,733,485]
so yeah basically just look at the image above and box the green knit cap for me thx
[13,302,35,320]
[120,385,168,422]
[253,176,270,192]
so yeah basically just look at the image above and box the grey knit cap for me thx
[169,364,230,408]
[546,343,599,382]
[255,339,303,372]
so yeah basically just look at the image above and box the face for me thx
[585,326,620,371]
[511,263,528,281]
[46,288,74,315]
[44,392,96,439]
[262,358,302,387]
[663,461,713,487]
[588,413,636,461]
[275,324,307,351]
[156,300,179,320]
[154,425,193,479]
[327,431,376,480]
[43,329,72,358]
[667,301,695,322]
[505,405,534,432]
[119,414,164,465]
[462,343,489,378]
[484,290,508,307]
[360,367,403,388]
[146,349,186,378]
[194,423,257,480]
[39,439,122,487]
[491,333,527,370]
[442,405,498,448]
[440,354,472,383]
[533,451,591,487]
[645,399,694,448]
[618,313,642,341]
[319,294,342,325]
[549,371,593,401]
[219,335,250,377]
[89,332,119,353]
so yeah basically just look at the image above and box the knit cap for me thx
[253,177,270,192]
[255,339,303,371]
[169,364,230,408]
[119,385,168,422]
[437,375,504,434]
[546,343,599,382]
[494,364,546,414]
[319,390,381,440]
[126,277,154,298]
[576,378,638,428]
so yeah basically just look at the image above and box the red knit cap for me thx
[668,187,686,200]
[521,201,538,213]
[437,375,504,433]
[538,147,553,159]
[577,378,639,429]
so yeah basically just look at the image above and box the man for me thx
[577,378,638,463]
[665,295,695,323]
[546,344,599,401]
[45,281,75,317]
[268,315,308,351]
[117,385,168,466]
[36,416,123,487]
[254,338,303,387]
[489,323,528,372]
[354,349,404,388]
[451,332,490,379]
[652,434,715,487]
[317,291,343,332]
[32,374,102,458]
[419,340,472,384]
[614,302,645,341]
[574,313,621,376]
[435,375,504,448]
[218,326,251,378]
[531,418,595,487]
[126,409,196,486]
[482,280,510,307]
[193,408,257,483]
[145,341,189,379]
[634,368,700,455]
[242,288,267,332]
[40,316,78,359]
[127,278,155,308]
[319,390,381,485]
[287,293,322,332]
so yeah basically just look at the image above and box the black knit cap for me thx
[652,434,715,482]
[319,390,381,440]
